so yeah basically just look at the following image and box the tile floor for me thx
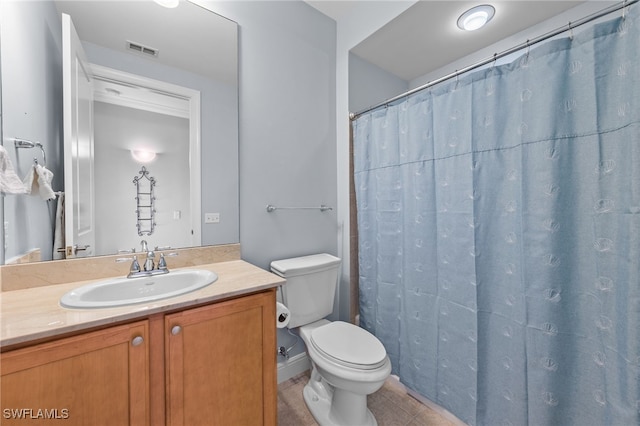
[277,371,459,426]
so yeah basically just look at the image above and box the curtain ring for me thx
[454,71,459,90]
[490,53,497,73]
[525,40,531,58]
[568,21,574,40]
[622,0,628,19]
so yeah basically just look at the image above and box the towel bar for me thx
[266,204,332,212]
[13,138,47,166]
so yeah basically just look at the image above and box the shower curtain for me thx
[353,7,639,426]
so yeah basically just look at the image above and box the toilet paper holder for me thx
[276,301,299,360]
[276,301,291,328]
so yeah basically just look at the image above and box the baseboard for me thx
[386,375,465,426]
[277,352,310,384]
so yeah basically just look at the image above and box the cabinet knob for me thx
[131,336,144,346]
[171,325,182,335]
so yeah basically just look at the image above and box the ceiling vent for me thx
[126,41,159,57]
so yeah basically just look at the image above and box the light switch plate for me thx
[205,213,220,224]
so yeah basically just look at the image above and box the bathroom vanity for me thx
[0,259,283,425]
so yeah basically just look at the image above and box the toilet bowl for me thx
[299,320,392,426]
[271,254,391,426]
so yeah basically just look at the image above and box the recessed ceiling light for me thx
[457,4,495,31]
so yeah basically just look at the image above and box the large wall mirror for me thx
[0,0,238,265]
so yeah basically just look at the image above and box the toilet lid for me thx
[310,321,387,370]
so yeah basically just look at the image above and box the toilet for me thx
[271,253,391,426]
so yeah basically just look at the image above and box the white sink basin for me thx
[60,269,218,309]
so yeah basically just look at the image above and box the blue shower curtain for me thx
[353,7,639,426]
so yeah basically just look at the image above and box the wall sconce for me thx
[457,4,495,31]
[131,149,157,163]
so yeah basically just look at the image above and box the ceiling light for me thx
[154,0,179,8]
[131,149,157,163]
[457,5,495,31]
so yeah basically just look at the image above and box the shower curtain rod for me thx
[350,0,637,120]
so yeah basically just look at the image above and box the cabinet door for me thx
[166,290,276,426]
[1,321,149,425]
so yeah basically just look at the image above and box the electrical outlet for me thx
[204,213,220,224]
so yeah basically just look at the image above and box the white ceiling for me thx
[55,0,615,87]
[54,0,237,86]
[307,1,593,82]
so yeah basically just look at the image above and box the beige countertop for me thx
[0,260,285,349]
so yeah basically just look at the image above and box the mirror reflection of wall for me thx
[96,103,191,256]
[0,0,64,264]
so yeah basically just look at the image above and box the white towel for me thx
[53,192,66,260]
[23,165,36,194]
[23,164,56,200]
[35,164,55,200]
[0,145,28,194]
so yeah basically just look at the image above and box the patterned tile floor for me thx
[278,371,460,426]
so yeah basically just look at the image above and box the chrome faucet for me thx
[117,244,177,278]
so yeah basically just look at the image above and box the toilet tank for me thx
[270,254,341,328]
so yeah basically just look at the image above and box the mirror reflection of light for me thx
[154,0,179,8]
[131,149,157,163]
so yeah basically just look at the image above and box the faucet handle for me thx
[131,256,141,274]
[116,255,140,271]
[158,253,168,271]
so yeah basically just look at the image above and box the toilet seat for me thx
[310,321,387,370]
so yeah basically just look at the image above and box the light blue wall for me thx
[0,0,63,263]
[214,1,338,270]
[349,52,408,114]
[0,35,3,264]
[208,1,338,359]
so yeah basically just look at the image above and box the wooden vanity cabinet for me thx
[0,321,150,425]
[0,289,276,426]
[165,290,277,426]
